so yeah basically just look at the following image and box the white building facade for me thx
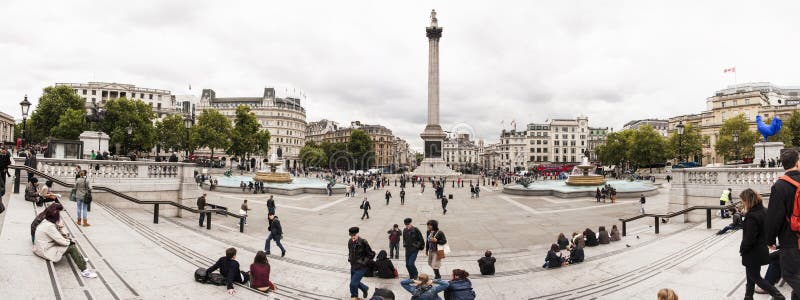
[56,82,179,119]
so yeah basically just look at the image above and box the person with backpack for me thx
[444,269,475,300]
[738,188,785,299]
[360,197,371,220]
[403,218,424,279]
[374,250,398,279]
[74,171,91,226]
[348,227,373,300]
[766,150,800,299]
[206,247,249,295]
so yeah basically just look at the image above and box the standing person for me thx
[766,150,800,299]
[400,188,406,205]
[347,227,373,300]
[441,196,448,215]
[266,195,276,215]
[206,248,249,295]
[385,190,392,205]
[738,188,785,299]
[265,213,286,257]
[639,194,646,214]
[197,193,207,227]
[74,170,91,227]
[595,188,601,203]
[0,147,11,196]
[25,149,38,181]
[403,218,424,279]
[720,188,731,218]
[360,197,371,220]
[240,199,249,225]
[425,220,447,279]
[90,150,97,160]
[387,224,401,260]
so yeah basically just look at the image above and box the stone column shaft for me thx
[428,38,439,126]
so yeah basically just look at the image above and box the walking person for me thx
[766,149,800,299]
[240,199,249,225]
[720,188,732,218]
[403,218,424,279]
[0,147,11,196]
[197,193,207,227]
[400,188,406,205]
[639,194,646,214]
[441,196,448,215]
[387,224,401,259]
[264,213,286,257]
[738,188,786,299]
[360,197,371,220]
[385,190,392,205]
[266,195,276,215]
[74,170,91,227]
[425,220,447,279]
[347,227,373,300]
[595,188,601,203]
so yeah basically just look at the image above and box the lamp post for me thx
[19,95,31,149]
[732,132,739,163]
[676,121,685,163]
[184,115,192,160]
[126,125,133,155]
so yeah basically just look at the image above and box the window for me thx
[554,141,559,146]
[149,94,153,100]
[82,89,87,95]
[554,148,559,154]
[721,101,726,108]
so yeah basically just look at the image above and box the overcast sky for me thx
[2,0,800,150]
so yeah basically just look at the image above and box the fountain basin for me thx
[565,175,606,186]
[254,171,293,183]
[206,175,347,195]
[503,180,658,198]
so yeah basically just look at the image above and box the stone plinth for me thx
[79,131,109,158]
[754,141,784,163]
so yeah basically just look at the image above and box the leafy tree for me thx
[227,105,260,161]
[349,129,374,170]
[321,141,349,169]
[254,129,271,158]
[196,109,232,163]
[714,114,759,161]
[299,144,327,168]
[415,153,424,165]
[595,130,633,167]
[155,114,186,155]
[766,111,800,146]
[667,123,702,162]
[100,97,156,154]
[627,125,669,170]
[50,108,87,140]
[28,86,85,144]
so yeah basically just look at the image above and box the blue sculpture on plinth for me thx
[756,115,782,142]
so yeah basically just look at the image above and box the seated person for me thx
[568,240,585,264]
[610,225,622,241]
[583,228,599,247]
[557,233,569,250]
[477,250,496,275]
[597,226,611,245]
[400,274,449,298]
[25,177,40,202]
[207,247,249,295]
[31,203,63,243]
[249,251,276,292]
[716,207,743,235]
[374,250,398,279]
[33,206,97,278]
[37,180,60,206]
[543,243,565,269]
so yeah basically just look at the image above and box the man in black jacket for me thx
[478,250,496,275]
[266,195,276,215]
[767,150,800,299]
[347,227,372,299]
[197,193,207,227]
[0,147,11,197]
[402,218,423,279]
[265,213,286,257]
[206,247,248,295]
[400,188,406,205]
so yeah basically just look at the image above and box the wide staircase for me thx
[0,166,796,299]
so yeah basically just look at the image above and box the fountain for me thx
[565,153,606,186]
[253,153,293,184]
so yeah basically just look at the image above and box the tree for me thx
[254,129,271,158]
[415,153,424,166]
[767,111,800,146]
[299,144,327,168]
[667,123,702,162]
[321,141,348,169]
[714,114,759,162]
[155,114,185,155]
[627,125,669,170]
[28,85,85,144]
[100,97,156,154]
[50,108,86,140]
[196,109,232,163]
[349,130,374,170]
[227,105,260,161]
[595,130,633,167]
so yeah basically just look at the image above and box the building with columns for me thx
[56,82,179,119]
[587,127,610,162]
[622,119,668,137]
[492,115,595,170]
[392,137,412,169]
[305,119,340,144]
[316,121,394,169]
[498,130,528,172]
[197,87,307,170]
[0,112,14,145]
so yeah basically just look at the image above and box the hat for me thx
[349,227,359,235]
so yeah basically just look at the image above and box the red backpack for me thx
[778,175,800,248]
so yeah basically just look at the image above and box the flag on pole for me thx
[723,67,736,73]
[188,84,192,90]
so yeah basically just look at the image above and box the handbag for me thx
[436,249,445,259]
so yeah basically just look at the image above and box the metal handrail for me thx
[11,165,246,233]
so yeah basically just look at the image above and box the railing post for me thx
[153,204,159,224]
[706,209,712,229]
[654,216,660,234]
[622,221,627,237]
[13,169,20,194]
[239,217,244,233]
[206,212,211,230]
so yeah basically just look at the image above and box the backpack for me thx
[778,175,800,248]
[194,268,226,286]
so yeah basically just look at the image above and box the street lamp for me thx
[126,125,133,155]
[184,115,192,160]
[19,95,31,149]
[676,121,685,163]
[732,132,739,162]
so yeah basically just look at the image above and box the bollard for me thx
[206,212,212,230]
[153,203,159,224]
[706,209,712,229]
[239,217,244,233]
[622,221,627,237]
[654,216,660,234]
[13,169,21,194]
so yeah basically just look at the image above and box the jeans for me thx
[389,242,399,259]
[781,248,800,300]
[66,244,87,271]
[405,250,419,279]
[717,224,740,234]
[265,233,285,254]
[720,200,728,217]
[76,199,88,219]
[268,207,275,215]
[745,264,772,298]
[349,268,369,297]
[199,211,205,226]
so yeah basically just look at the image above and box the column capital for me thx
[426,27,442,40]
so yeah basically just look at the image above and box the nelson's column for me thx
[414,9,458,176]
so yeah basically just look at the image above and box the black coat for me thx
[584,229,599,246]
[425,230,447,252]
[374,251,396,279]
[544,250,563,268]
[767,171,800,249]
[207,256,242,290]
[478,256,496,275]
[348,237,374,270]
[268,217,283,238]
[741,204,770,267]
[402,226,424,251]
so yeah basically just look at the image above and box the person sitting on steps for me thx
[477,250,496,275]
[249,250,276,292]
[33,206,97,278]
[206,247,249,295]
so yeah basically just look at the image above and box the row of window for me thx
[76,89,162,101]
